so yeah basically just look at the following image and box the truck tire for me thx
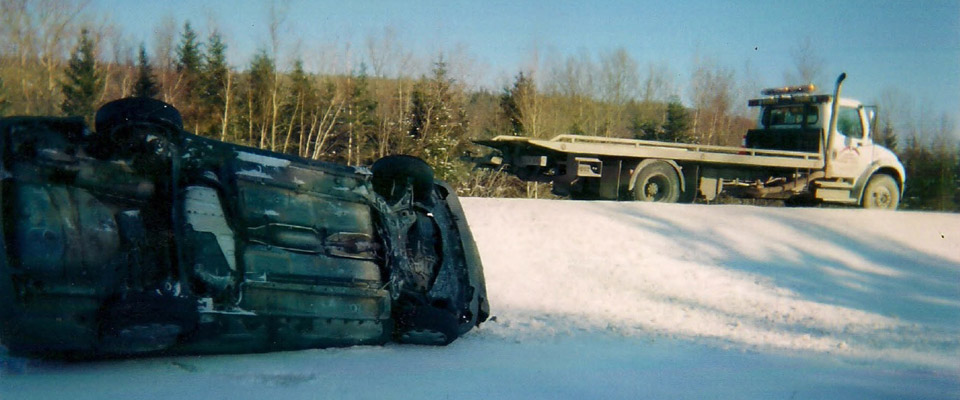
[862,174,899,210]
[632,162,681,203]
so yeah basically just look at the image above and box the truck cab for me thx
[746,82,905,207]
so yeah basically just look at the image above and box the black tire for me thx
[95,97,184,134]
[862,174,899,210]
[632,162,681,202]
[371,155,435,204]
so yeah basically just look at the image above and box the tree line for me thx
[1,1,956,211]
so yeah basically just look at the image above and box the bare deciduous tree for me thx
[598,48,639,137]
[689,54,736,145]
[0,0,90,115]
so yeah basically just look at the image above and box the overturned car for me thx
[0,98,488,358]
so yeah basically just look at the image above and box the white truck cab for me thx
[748,77,905,208]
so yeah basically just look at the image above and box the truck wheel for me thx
[862,174,899,210]
[632,162,681,203]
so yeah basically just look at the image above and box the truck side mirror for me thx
[862,105,877,142]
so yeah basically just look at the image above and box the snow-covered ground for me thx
[2,198,959,399]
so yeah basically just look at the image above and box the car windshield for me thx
[760,105,819,128]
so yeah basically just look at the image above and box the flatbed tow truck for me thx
[477,73,905,209]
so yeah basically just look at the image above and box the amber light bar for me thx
[760,84,816,96]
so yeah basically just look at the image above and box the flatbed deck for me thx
[477,134,825,170]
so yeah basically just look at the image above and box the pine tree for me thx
[631,117,661,140]
[61,28,103,121]
[246,50,276,149]
[900,133,959,211]
[662,100,693,143]
[201,31,228,106]
[176,22,202,76]
[633,99,692,143]
[342,65,379,165]
[954,148,960,211]
[199,31,229,135]
[500,71,533,135]
[875,121,898,152]
[132,43,160,98]
[176,22,202,104]
[282,59,313,156]
[408,58,468,182]
[931,140,959,211]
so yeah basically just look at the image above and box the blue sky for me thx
[95,0,959,136]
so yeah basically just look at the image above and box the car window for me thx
[761,105,819,128]
[836,107,863,139]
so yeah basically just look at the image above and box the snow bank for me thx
[462,198,960,369]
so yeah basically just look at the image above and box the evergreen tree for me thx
[408,83,431,140]
[132,43,160,98]
[633,99,692,143]
[199,31,229,135]
[931,142,959,211]
[875,121,898,152]
[341,64,379,165]
[176,22,202,75]
[662,100,693,143]
[631,117,662,140]
[176,22,202,103]
[408,58,468,182]
[246,49,276,148]
[289,60,310,94]
[954,148,960,211]
[283,59,314,156]
[201,31,228,106]
[500,71,533,135]
[61,28,103,121]
[900,136,958,211]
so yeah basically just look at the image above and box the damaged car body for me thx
[0,98,488,358]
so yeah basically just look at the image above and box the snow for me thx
[235,169,274,180]
[2,198,959,399]
[235,152,291,168]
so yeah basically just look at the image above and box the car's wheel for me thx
[95,97,184,134]
[862,174,899,210]
[632,162,681,202]
[371,155,435,204]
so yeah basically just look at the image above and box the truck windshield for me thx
[760,105,819,128]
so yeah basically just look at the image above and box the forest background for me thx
[1,0,957,211]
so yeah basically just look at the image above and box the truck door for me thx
[826,105,874,179]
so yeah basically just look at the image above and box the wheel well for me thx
[873,168,902,191]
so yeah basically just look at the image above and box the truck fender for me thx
[852,162,904,205]
[627,159,685,194]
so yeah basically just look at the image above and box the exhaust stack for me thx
[824,72,847,166]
